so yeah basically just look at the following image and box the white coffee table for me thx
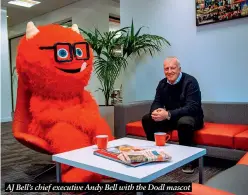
[52,137,206,195]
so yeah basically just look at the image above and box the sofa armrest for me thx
[176,183,234,195]
[114,100,152,138]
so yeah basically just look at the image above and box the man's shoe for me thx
[182,164,194,174]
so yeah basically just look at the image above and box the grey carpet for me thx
[1,122,236,195]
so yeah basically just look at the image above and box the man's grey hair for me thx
[164,56,181,67]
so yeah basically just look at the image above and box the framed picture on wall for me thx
[196,0,248,26]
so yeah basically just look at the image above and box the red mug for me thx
[154,132,170,146]
[94,135,108,149]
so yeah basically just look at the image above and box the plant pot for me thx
[99,105,115,136]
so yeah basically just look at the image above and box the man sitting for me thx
[142,56,204,173]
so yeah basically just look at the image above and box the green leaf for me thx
[74,20,170,105]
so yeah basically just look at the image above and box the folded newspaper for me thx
[116,147,172,164]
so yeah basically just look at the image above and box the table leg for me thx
[56,162,62,195]
[199,157,204,184]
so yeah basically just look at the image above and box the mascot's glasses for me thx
[39,42,90,63]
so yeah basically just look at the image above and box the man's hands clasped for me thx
[151,108,169,121]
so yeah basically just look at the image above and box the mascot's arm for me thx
[81,90,100,116]
[81,91,114,140]
[30,91,111,136]
[30,96,84,129]
[30,96,93,128]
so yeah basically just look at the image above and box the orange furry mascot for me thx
[14,21,114,182]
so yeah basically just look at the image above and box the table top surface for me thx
[52,137,206,182]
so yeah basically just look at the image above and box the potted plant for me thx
[79,19,170,106]
[78,20,170,134]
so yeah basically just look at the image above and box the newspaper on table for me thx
[117,147,172,164]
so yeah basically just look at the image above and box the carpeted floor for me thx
[1,122,236,195]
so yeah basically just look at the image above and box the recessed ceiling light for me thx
[8,0,41,8]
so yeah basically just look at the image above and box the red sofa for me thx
[114,101,248,194]
[114,101,248,160]
[126,121,248,151]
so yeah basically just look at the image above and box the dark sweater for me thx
[150,72,204,121]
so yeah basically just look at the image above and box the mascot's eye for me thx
[57,48,68,59]
[76,48,83,57]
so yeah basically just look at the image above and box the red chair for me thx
[13,78,55,179]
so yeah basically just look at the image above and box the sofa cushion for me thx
[237,153,248,165]
[194,122,248,148]
[234,129,248,151]
[126,121,146,137]
[126,121,179,141]
[126,121,248,148]
[205,164,248,195]
[170,130,179,141]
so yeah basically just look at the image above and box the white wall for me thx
[8,0,120,106]
[1,8,13,122]
[109,21,120,31]
[120,0,248,103]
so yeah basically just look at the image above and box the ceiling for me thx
[1,0,82,27]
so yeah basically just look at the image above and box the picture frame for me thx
[196,0,248,26]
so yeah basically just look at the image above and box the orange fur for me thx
[15,23,114,182]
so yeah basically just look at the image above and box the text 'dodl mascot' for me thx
[14,21,114,182]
